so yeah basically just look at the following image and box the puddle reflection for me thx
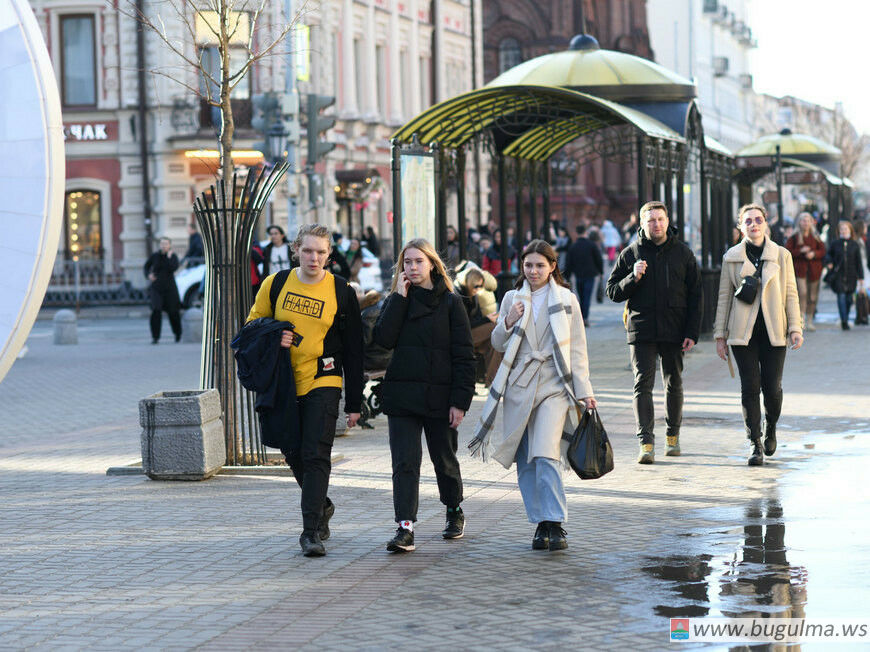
[643,498,807,620]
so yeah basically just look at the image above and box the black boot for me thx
[299,531,326,557]
[748,439,764,466]
[532,522,549,550]
[319,498,335,541]
[763,422,777,456]
[548,522,568,551]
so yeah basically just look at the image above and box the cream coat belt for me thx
[511,350,552,387]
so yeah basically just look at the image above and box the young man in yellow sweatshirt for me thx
[247,224,363,556]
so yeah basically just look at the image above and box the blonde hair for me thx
[292,224,332,261]
[390,238,454,293]
[796,212,818,245]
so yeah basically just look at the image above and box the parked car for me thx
[175,263,205,309]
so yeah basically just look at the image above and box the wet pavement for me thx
[0,291,868,649]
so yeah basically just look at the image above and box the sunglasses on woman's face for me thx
[472,284,484,290]
[742,215,764,226]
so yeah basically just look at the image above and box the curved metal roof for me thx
[487,46,696,103]
[704,135,733,158]
[736,131,841,159]
[392,85,683,161]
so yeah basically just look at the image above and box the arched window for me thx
[498,38,523,74]
[64,190,102,261]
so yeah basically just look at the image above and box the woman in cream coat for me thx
[469,240,596,552]
[714,204,803,466]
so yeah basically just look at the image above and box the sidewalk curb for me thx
[105,454,345,477]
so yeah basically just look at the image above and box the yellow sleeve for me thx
[246,274,276,322]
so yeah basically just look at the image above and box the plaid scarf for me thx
[468,276,579,461]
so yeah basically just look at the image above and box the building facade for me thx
[646,0,757,152]
[30,0,479,290]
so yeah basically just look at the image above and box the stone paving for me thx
[0,290,867,650]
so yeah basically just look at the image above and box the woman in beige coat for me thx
[713,204,803,466]
[469,240,596,552]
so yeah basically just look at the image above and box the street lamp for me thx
[266,122,287,165]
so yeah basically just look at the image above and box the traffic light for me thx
[251,92,281,159]
[305,93,336,167]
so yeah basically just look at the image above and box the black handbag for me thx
[566,408,614,480]
[734,258,763,304]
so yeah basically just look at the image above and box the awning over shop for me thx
[392,84,684,161]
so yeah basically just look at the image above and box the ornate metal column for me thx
[193,162,289,465]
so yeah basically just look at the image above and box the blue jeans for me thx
[836,292,853,324]
[515,433,567,524]
[575,277,596,321]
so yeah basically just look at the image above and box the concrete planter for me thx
[139,389,226,480]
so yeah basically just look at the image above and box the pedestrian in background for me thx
[456,268,502,386]
[564,223,603,324]
[555,225,572,270]
[824,220,865,330]
[600,219,622,264]
[468,240,596,552]
[374,239,475,553]
[144,237,182,344]
[261,224,292,276]
[482,229,515,276]
[606,201,701,464]
[364,225,381,258]
[445,225,461,269]
[714,204,803,466]
[785,212,825,331]
[182,223,204,267]
[247,224,363,557]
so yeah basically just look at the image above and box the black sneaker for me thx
[442,507,465,539]
[299,531,325,557]
[548,522,568,551]
[386,527,415,552]
[532,522,549,550]
[319,498,335,541]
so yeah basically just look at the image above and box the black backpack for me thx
[268,269,349,332]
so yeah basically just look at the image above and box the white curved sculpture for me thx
[0,0,65,383]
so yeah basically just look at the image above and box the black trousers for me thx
[388,414,463,522]
[280,387,341,532]
[149,287,182,341]
[629,341,684,444]
[731,326,786,441]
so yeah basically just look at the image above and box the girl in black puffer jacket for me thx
[374,238,475,553]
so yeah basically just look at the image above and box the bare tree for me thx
[121,0,306,183]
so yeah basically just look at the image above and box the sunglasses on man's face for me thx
[742,215,764,226]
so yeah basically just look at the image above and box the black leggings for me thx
[731,324,786,440]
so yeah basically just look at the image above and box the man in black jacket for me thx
[144,237,182,344]
[606,201,701,464]
[564,223,604,323]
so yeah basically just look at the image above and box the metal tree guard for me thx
[193,162,289,465]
